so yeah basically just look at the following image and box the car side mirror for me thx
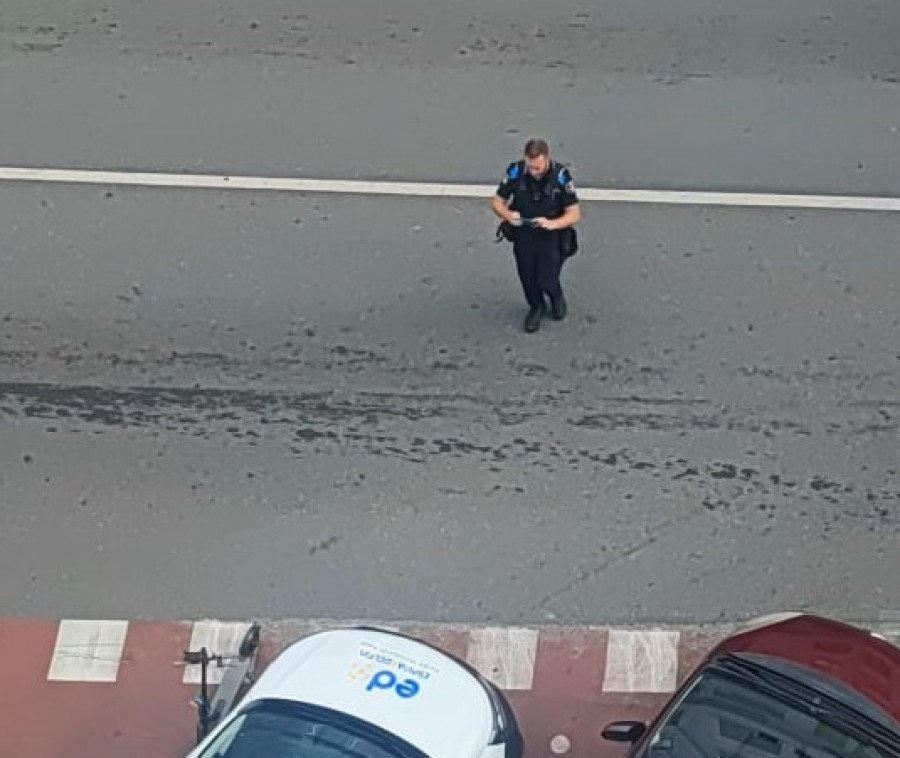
[601,721,647,744]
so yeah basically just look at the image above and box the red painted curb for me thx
[0,618,741,758]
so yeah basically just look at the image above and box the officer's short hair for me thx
[523,138,550,159]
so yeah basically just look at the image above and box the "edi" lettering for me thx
[366,670,421,698]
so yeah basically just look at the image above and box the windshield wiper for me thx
[715,655,900,757]
[716,655,828,714]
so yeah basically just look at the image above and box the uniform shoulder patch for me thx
[556,166,576,194]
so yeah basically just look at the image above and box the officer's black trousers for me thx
[512,231,563,310]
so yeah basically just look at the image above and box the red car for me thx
[602,613,900,758]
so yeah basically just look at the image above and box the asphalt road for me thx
[2,0,900,193]
[1,1,899,625]
[2,181,898,624]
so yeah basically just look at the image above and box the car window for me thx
[196,699,428,758]
[642,669,897,758]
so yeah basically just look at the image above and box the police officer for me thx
[491,138,582,333]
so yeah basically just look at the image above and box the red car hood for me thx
[713,615,900,724]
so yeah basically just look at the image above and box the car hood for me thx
[244,627,496,758]
[715,615,900,724]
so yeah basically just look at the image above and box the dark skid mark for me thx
[2,382,898,518]
[601,395,709,407]
[0,381,460,428]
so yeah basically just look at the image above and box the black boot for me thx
[550,291,567,321]
[523,303,544,333]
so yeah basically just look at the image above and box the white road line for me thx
[1,165,900,212]
[183,620,255,685]
[47,619,129,682]
[602,628,680,693]
[466,626,539,690]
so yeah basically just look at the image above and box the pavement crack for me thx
[529,516,684,615]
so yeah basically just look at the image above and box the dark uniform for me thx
[495,160,579,319]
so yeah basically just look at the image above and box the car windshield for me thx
[194,698,429,758]
[640,663,900,758]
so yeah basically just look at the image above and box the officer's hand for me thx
[534,217,555,230]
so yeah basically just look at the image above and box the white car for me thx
[184,626,525,758]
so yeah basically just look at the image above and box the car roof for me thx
[245,627,496,758]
